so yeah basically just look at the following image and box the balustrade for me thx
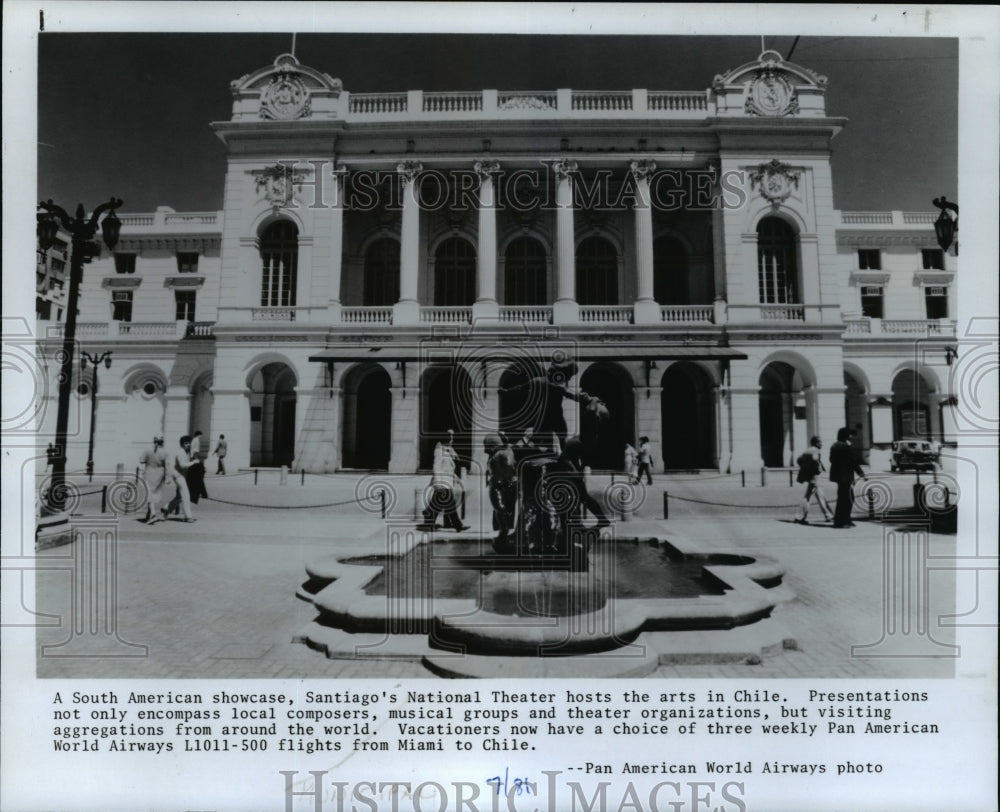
[579,305,633,324]
[659,305,714,323]
[760,304,806,321]
[498,306,553,324]
[419,307,473,324]
[342,307,393,325]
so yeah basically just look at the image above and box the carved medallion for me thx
[745,69,797,117]
[260,74,311,120]
[749,159,801,208]
[254,164,307,208]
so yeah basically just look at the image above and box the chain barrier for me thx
[668,494,801,510]
[203,495,381,511]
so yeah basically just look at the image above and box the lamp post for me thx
[37,198,123,513]
[80,351,112,482]
[932,196,958,255]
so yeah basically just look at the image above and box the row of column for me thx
[318,158,665,325]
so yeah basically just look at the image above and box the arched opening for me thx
[121,370,167,466]
[498,360,545,440]
[248,362,297,467]
[259,220,299,307]
[844,369,870,462]
[891,369,934,440]
[342,364,392,469]
[363,237,400,306]
[434,237,476,306]
[660,363,716,470]
[653,236,689,305]
[419,365,473,471]
[758,361,809,467]
[579,362,634,470]
[576,236,619,305]
[756,216,799,304]
[503,236,548,305]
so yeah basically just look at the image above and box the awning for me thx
[309,345,747,363]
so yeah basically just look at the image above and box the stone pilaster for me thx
[552,160,580,324]
[630,160,660,324]
[472,160,500,321]
[389,386,420,472]
[393,161,423,326]
[210,389,251,472]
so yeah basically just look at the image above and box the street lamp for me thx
[37,198,123,513]
[80,351,112,482]
[932,196,958,255]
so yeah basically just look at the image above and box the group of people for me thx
[623,437,654,485]
[139,431,227,524]
[794,427,867,528]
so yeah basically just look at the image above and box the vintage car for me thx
[890,439,940,472]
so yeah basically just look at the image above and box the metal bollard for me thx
[101,485,108,514]
[380,489,387,519]
[760,467,767,487]
[788,469,793,487]
[254,469,258,486]
[867,489,875,520]
[135,467,140,486]
[662,491,669,520]
[301,469,305,486]
[461,489,467,520]
[741,470,746,488]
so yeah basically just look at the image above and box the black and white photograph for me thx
[3,3,997,811]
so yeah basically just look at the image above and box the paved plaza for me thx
[33,467,959,679]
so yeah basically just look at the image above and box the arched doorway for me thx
[758,361,809,467]
[248,362,297,467]
[891,369,934,440]
[579,362,634,470]
[342,364,392,469]
[660,363,716,470]
[419,365,473,471]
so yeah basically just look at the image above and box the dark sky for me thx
[37,33,958,214]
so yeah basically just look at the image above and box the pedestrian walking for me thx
[829,427,867,528]
[623,443,638,485]
[794,436,832,524]
[212,434,227,475]
[484,433,517,548]
[164,435,197,522]
[139,435,170,523]
[185,431,208,503]
[421,430,469,532]
[636,436,654,485]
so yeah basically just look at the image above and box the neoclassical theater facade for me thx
[38,50,958,475]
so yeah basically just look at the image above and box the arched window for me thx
[653,236,688,305]
[363,238,400,306]
[576,236,618,305]
[434,237,476,306]
[757,217,798,304]
[259,220,298,307]
[504,236,547,305]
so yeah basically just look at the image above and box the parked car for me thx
[890,439,940,472]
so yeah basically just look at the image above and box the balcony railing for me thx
[759,304,806,321]
[117,321,179,336]
[843,318,956,337]
[571,91,633,111]
[660,305,714,324]
[579,305,633,324]
[251,307,297,321]
[420,307,473,324]
[342,306,393,325]
[185,321,216,338]
[423,92,483,113]
[498,306,553,324]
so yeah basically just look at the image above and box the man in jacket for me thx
[829,427,867,528]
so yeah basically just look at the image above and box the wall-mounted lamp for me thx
[932,196,959,255]
[325,361,335,397]
[945,346,959,367]
[481,359,489,399]
[644,359,658,398]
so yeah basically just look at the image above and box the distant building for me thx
[36,226,69,322]
[37,51,957,475]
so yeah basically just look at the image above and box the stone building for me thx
[38,50,958,476]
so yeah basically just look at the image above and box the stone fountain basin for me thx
[296,530,788,658]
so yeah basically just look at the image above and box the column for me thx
[630,160,660,324]
[473,160,500,321]
[552,159,580,324]
[162,386,191,451]
[393,161,423,326]
[727,362,763,472]
[326,167,348,322]
[388,385,420,472]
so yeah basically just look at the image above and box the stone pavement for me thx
[33,468,958,679]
